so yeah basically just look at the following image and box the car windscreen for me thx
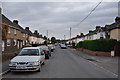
[19,49,39,56]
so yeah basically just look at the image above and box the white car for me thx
[9,47,45,72]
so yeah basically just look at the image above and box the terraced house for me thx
[1,14,28,52]
[68,17,120,44]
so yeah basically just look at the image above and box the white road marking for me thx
[88,60,118,77]
[0,69,10,76]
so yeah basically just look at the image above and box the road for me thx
[3,46,117,78]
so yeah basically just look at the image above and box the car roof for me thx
[23,47,40,49]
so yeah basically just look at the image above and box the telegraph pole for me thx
[64,35,66,40]
[46,30,48,39]
[70,27,71,39]
[70,27,71,44]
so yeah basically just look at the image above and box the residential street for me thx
[3,46,117,78]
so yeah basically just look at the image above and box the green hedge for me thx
[76,39,117,52]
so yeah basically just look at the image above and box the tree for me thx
[51,37,56,44]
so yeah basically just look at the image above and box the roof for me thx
[25,28,35,36]
[2,14,28,34]
[23,47,40,49]
[2,14,20,30]
[106,22,120,30]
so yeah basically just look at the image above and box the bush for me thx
[77,39,117,52]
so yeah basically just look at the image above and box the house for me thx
[33,30,45,44]
[24,27,37,44]
[1,14,28,52]
[106,17,120,41]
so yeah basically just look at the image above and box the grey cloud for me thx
[2,2,118,39]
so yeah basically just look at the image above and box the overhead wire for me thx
[72,0,103,28]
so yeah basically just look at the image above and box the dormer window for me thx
[8,27,11,33]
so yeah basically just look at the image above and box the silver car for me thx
[9,47,45,72]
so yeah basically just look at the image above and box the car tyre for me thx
[45,55,49,59]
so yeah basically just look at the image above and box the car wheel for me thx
[49,53,51,56]
[45,55,49,59]
[37,64,41,72]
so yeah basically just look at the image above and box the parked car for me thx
[48,44,55,52]
[60,44,67,49]
[9,47,45,72]
[38,45,51,59]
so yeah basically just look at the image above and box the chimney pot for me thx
[115,17,120,23]
[89,30,92,33]
[25,27,29,30]
[13,20,18,24]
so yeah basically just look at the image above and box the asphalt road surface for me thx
[3,46,117,78]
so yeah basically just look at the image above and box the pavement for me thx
[70,48,118,75]
[1,46,118,78]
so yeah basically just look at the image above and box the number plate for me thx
[16,66,26,69]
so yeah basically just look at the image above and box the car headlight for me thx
[10,62,17,65]
[28,62,39,65]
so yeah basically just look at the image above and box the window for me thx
[13,40,17,46]
[14,29,16,34]
[7,39,11,46]
[26,34,28,38]
[8,27,11,33]
[23,34,25,37]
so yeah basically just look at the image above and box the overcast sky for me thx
[2,2,118,40]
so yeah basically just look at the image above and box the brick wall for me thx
[77,48,111,56]
[2,24,27,52]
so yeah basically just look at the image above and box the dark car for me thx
[48,44,55,52]
[39,46,51,59]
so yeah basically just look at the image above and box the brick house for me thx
[1,14,28,52]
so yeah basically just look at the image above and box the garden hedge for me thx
[76,39,117,52]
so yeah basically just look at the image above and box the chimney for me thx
[89,30,92,33]
[96,26,101,30]
[80,33,84,36]
[77,35,79,37]
[25,27,29,30]
[115,17,120,23]
[13,20,18,24]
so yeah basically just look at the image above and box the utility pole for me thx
[70,27,71,44]
[46,30,48,39]
[64,35,66,44]
[64,35,66,40]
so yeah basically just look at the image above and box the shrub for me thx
[77,39,117,52]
